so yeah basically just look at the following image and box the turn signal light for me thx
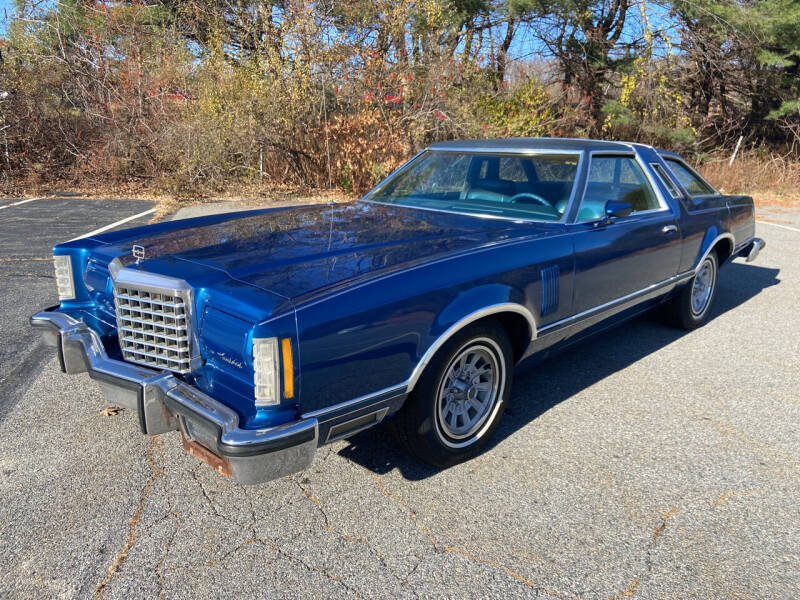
[53,255,76,301]
[253,337,279,406]
[281,338,294,399]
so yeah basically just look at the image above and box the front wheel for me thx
[392,321,513,467]
[665,251,718,330]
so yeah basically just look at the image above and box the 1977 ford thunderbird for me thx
[32,138,764,484]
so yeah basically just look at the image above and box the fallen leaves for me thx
[100,406,125,417]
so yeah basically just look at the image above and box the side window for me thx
[663,159,715,196]
[498,157,528,182]
[651,162,681,198]
[577,156,660,222]
[531,156,576,182]
[619,159,644,185]
[587,156,616,183]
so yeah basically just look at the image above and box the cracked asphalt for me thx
[1,197,798,599]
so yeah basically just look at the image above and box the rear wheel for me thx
[665,251,718,330]
[392,321,512,467]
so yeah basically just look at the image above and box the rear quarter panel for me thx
[676,200,731,272]
[675,194,754,271]
[725,195,756,247]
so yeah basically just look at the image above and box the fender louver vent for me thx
[541,265,560,316]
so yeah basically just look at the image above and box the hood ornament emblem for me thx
[132,244,146,264]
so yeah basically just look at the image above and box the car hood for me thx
[111,202,549,300]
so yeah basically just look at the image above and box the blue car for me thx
[32,138,764,484]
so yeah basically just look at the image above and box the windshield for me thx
[365,150,580,221]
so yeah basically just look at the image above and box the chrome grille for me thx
[113,284,193,373]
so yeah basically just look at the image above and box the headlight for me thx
[253,337,280,406]
[53,255,76,301]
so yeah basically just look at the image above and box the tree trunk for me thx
[495,19,516,86]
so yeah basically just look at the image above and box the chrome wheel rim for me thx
[436,343,500,442]
[691,258,715,316]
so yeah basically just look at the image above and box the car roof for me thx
[655,148,683,159]
[427,137,651,153]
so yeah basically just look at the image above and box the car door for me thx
[568,152,683,316]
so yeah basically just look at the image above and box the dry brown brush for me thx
[0,0,798,198]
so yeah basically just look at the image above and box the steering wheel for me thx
[508,192,550,206]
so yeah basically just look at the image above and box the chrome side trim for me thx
[427,146,584,156]
[407,303,538,392]
[301,384,407,419]
[637,154,676,213]
[695,233,734,270]
[650,162,682,198]
[430,137,635,152]
[538,271,694,335]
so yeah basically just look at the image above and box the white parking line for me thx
[0,197,45,211]
[68,208,156,241]
[757,220,800,233]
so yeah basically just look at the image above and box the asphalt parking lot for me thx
[0,197,798,599]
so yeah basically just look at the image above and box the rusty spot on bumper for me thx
[160,404,179,432]
[180,430,232,477]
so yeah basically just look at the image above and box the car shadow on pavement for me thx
[337,261,780,481]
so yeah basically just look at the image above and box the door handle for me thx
[662,225,678,234]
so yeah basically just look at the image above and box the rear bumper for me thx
[30,308,318,485]
[744,237,765,262]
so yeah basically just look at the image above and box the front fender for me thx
[294,228,570,415]
[436,283,535,336]
[408,296,537,392]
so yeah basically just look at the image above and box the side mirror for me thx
[603,200,632,222]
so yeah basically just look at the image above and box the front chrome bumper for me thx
[30,308,318,485]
